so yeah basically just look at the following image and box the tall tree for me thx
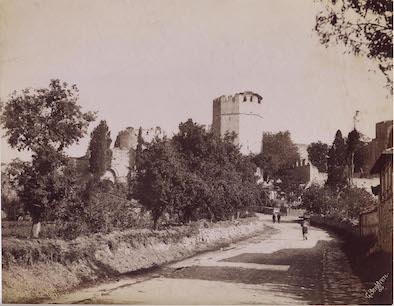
[1,79,95,237]
[256,131,300,180]
[135,127,144,172]
[88,120,112,178]
[346,129,367,180]
[326,130,348,189]
[307,141,329,172]
[314,0,393,92]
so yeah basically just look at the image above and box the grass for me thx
[2,221,60,239]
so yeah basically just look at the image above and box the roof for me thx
[370,148,393,174]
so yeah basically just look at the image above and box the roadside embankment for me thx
[2,217,274,303]
[310,214,359,239]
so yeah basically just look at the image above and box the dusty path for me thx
[52,215,368,305]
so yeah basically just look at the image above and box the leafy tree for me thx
[88,120,112,178]
[133,138,184,229]
[326,130,348,189]
[302,184,330,214]
[1,79,96,237]
[307,141,329,172]
[339,186,376,219]
[314,0,393,92]
[134,119,267,228]
[346,129,367,180]
[302,184,375,219]
[256,131,300,180]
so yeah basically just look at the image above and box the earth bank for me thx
[2,216,274,303]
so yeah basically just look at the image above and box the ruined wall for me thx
[110,127,165,183]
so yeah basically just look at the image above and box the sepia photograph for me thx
[0,0,393,304]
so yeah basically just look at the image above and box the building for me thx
[370,147,393,253]
[359,120,393,177]
[212,91,263,155]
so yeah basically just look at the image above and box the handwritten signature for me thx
[365,273,389,299]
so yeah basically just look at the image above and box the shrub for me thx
[302,184,376,220]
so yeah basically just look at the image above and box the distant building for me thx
[370,147,393,253]
[212,91,263,155]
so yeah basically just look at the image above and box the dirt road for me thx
[52,215,368,304]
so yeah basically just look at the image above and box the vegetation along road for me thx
[52,214,368,305]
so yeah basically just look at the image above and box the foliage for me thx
[88,120,112,178]
[49,172,149,239]
[307,141,329,172]
[302,184,333,214]
[135,127,144,172]
[1,79,96,223]
[327,130,348,189]
[314,0,393,92]
[134,119,267,228]
[346,129,367,175]
[302,183,376,219]
[256,131,300,180]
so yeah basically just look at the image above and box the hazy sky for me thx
[1,0,392,163]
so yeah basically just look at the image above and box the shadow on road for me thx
[163,239,371,305]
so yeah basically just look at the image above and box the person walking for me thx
[277,213,281,223]
[301,220,308,240]
[272,213,276,223]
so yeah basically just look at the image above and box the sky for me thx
[0,0,392,163]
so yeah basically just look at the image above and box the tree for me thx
[314,0,393,92]
[256,131,300,180]
[133,138,184,229]
[134,119,267,228]
[135,127,144,172]
[88,120,112,178]
[326,130,348,189]
[346,129,367,181]
[1,79,96,237]
[307,141,329,172]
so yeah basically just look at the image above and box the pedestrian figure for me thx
[272,214,276,223]
[301,220,308,240]
[277,213,281,223]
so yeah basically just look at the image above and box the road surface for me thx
[52,215,368,304]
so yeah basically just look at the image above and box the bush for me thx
[302,184,376,220]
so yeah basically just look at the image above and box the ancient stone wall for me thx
[110,126,165,183]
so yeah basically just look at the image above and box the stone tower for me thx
[212,91,263,155]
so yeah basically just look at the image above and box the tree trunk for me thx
[236,211,240,219]
[31,221,41,238]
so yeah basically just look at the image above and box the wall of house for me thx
[379,159,393,253]
[359,208,379,238]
